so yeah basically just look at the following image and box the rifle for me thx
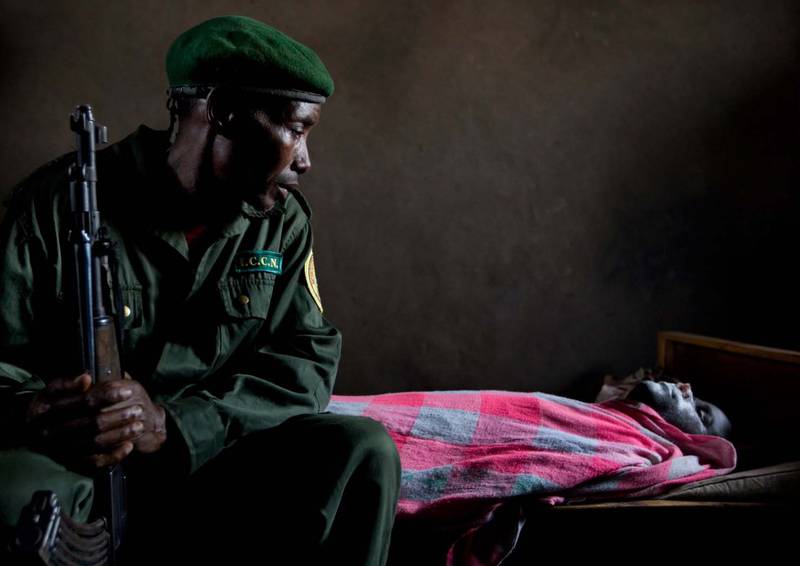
[12,106,128,565]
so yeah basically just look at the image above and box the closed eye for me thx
[697,407,715,428]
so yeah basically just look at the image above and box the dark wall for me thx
[1,1,798,397]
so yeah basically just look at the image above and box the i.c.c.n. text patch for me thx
[234,250,283,275]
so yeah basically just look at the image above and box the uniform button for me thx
[238,294,250,305]
[123,305,132,318]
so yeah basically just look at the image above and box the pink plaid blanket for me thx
[327,390,736,564]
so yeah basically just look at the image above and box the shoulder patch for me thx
[304,250,323,313]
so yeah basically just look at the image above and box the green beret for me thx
[166,15,333,103]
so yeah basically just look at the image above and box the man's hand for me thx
[25,372,167,468]
[89,373,168,459]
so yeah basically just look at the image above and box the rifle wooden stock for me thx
[94,316,123,384]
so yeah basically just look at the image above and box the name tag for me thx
[234,250,283,275]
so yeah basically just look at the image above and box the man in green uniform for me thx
[0,15,401,564]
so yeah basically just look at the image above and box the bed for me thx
[385,331,800,565]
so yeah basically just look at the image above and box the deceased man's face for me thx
[628,380,732,439]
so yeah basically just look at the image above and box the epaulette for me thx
[3,152,74,209]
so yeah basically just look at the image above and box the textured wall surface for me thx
[1,1,798,397]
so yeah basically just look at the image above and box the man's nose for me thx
[292,140,311,174]
[677,382,692,398]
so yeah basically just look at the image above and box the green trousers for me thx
[1,413,402,566]
[0,449,95,526]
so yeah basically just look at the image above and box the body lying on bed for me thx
[327,379,734,512]
[326,379,736,565]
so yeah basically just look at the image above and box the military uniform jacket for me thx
[0,125,342,473]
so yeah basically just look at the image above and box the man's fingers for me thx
[47,390,92,411]
[95,404,143,432]
[60,415,93,430]
[85,381,134,409]
[26,399,51,418]
[28,381,141,439]
[94,421,144,448]
[28,398,92,430]
[31,374,91,414]
[89,442,134,468]
[45,373,91,394]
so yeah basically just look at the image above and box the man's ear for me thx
[206,87,240,137]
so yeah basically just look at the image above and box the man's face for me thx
[207,93,321,204]
[627,380,732,438]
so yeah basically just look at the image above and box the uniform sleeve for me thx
[0,196,51,448]
[160,220,342,473]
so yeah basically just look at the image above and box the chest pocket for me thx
[215,273,276,370]
[120,287,144,330]
[218,273,276,320]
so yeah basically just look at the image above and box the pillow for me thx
[654,460,800,502]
